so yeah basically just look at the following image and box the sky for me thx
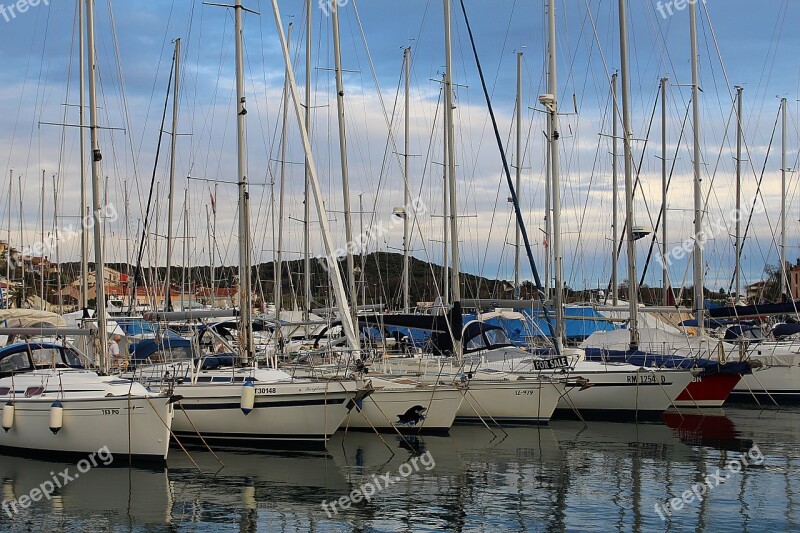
[0,0,799,303]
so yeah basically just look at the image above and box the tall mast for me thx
[53,174,62,314]
[514,51,522,299]
[403,46,412,312]
[780,97,788,299]
[359,194,366,306]
[735,86,743,302]
[181,188,188,309]
[103,176,109,261]
[546,0,564,350]
[442,72,449,306]
[661,77,669,305]
[212,182,217,307]
[611,73,619,305]
[234,0,254,363]
[542,2,553,300]
[618,0,638,349]
[124,179,130,306]
[690,1,704,335]
[86,0,108,370]
[443,0,461,358]
[40,169,45,309]
[303,0,312,321]
[153,186,160,304]
[18,176,24,301]
[5,172,10,291]
[79,0,88,311]
[331,2,357,320]
[276,23,291,340]
[164,38,181,312]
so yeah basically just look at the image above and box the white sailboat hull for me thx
[553,367,694,417]
[476,349,694,418]
[170,379,359,446]
[456,379,565,423]
[341,385,463,433]
[731,359,800,402]
[0,396,173,462]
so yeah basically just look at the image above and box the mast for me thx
[443,0,461,358]
[153,186,160,306]
[181,188,188,309]
[86,0,108,371]
[164,38,181,312]
[359,194,366,306]
[40,169,45,309]
[276,23,291,343]
[514,51,522,299]
[234,0,254,364]
[442,72,449,306]
[544,93,552,299]
[611,73,619,305]
[103,176,109,262]
[124,179,130,306]
[18,176,24,302]
[690,1,704,334]
[5,171,10,291]
[53,174,62,314]
[303,0,312,321]
[618,0,638,349]
[780,97,787,299]
[212,182,217,308]
[331,1,357,321]
[546,0,564,350]
[403,46,411,312]
[735,86,743,302]
[661,77,669,305]
[79,0,88,311]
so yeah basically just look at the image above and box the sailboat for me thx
[0,341,173,462]
[121,0,372,448]
[0,0,174,462]
[416,0,694,420]
[581,0,755,408]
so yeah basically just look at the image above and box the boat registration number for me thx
[255,387,277,394]
[626,374,665,384]
[530,356,569,370]
[101,409,120,415]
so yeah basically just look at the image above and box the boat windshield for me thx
[484,328,513,348]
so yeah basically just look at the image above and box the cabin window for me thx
[30,348,62,367]
[0,352,30,374]
[485,329,512,347]
[466,335,487,351]
[62,347,84,367]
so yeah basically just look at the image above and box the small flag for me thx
[210,192,217,215]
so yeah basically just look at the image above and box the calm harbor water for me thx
[0,406,798,532]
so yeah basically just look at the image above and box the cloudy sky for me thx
[1,0,799,302]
